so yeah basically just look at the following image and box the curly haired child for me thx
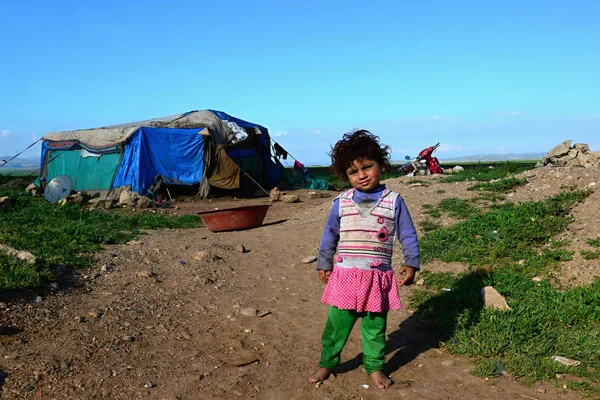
[308,129,420,389]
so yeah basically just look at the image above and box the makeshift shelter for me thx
[40,110,282,198]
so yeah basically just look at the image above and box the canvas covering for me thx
[41,110,280,197]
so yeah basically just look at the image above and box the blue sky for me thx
[1,0,599,165]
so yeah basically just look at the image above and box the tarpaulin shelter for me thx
[40,110,281,197]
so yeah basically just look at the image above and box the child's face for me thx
[346,158,382,192]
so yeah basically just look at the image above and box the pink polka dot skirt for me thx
[321,266,402,313]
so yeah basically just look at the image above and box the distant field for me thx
[0,169,38,176]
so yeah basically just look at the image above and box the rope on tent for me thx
[240,168,270,197]
[0,138,42,169]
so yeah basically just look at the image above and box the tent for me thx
[40,110,282,198]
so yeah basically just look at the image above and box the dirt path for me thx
[1,166,598,399]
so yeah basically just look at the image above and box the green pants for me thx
[319,306,387,374]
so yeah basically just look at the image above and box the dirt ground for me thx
[1,165,599,400]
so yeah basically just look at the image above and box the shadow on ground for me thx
[336,272,485,378]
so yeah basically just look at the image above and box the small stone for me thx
[143,382,155,388]
[75,316,86,323]
[280,194,300,203]
[34,296,43,303]
[236,244,247,253]
[122,336,135,342]
[0,302,7,309]
[238,308,257,317]
[101,389,112,396]
[101,265,113,273]
[532,276,542,282]
[244,329,252,333]
[416,278,425,286]
[302,256,317,264]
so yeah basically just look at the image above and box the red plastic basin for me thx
[197,204,270,232]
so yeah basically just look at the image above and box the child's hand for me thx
[318,270,331,284]
[397,266,417,286]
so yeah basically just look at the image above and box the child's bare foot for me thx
[369,370,392,389]
[308,367,331,383]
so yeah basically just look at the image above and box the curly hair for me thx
[328,129,391,181]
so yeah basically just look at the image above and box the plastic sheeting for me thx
[112,127,205,195]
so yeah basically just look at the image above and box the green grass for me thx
[0,192,202,290]
[439,162,534,183]
[406,179,429,185]
[411,189,599,396]
[468,177,527,193]
[420,219,441,232]
[581,249,600,260]
[587,238,600,248]
[438,198,480,219]
[421,197,480,220]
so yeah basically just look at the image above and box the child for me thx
[308,129,420,389]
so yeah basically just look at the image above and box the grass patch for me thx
[407,179,429,185]
[420,190,590,274]
[439,163,533,184]
[0,193,201,290]
[411,189,599,396]
[468,177,527,193]
[581,249,600,260]
[420,219,441,232]
[421,197,480,220]
[438,198,480,219]
[587,238,600,248]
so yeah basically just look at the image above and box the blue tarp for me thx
[112,127,205,195]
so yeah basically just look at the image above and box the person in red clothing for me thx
[308,130,420,389]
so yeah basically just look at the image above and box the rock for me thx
[308,191,331,199]
[416,278,425,286]
[302,256,317,264]
[551,355,580,366]
[0,244,37,264]
[236,244,247,253]
[101,265,113,273]
[280,194,300,203]
[546,140,572,160]
[532,276,542,282]
[137,196,153,209]
[452,166,464,173]
[481,286,511,311]
[221,352,259,367]
[25,183,38,194]
[543,140,600,169]
[238,308,257,317]
[269,187,281,202]
[136,270,156,278]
